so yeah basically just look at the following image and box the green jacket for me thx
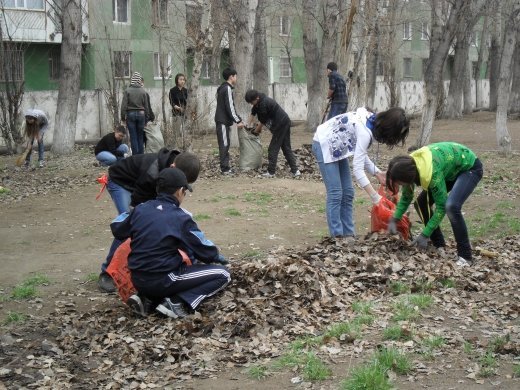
[393,142,477,237]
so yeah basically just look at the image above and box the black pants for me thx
[267,120,298,175]
[216,122,232,173]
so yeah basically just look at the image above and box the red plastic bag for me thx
[106,238,136,303]
[370,186,411,240]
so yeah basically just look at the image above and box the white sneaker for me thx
[292,170,301,178]
[262,172,275,178]
[455,256,471,267]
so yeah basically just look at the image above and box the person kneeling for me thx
[111,167,231,318]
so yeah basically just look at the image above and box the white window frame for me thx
[279,57,291,78]
[279,16,290,36]
[403,57,412,78]
[153,52,172,80]
[403,22,412,40]
[49,48,61,81]
[421,22,429,40]
[113,0,130,24]
[471,32,478,47]
[2,0,45,10]
[114,51,132,79]
[152,0,169,26]
[0,48,24,82]
[201,59,210,79]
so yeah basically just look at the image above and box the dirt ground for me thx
[0,111,519,389]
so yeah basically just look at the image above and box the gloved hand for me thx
[370,192,382,205]
[214,253,229,265]
[412,234,429,250]
[387,217,399,235]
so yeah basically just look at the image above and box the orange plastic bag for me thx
[370,186,411,240]
[106,238,136,303]
[106,239,193,303]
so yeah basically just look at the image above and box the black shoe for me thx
[127,294,155,317]
[156,297,189,318]
[98,272,116,293]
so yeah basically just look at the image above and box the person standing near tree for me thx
[326,62,348,120]
[214,67,244,175]
[244,89,300,178]
[169,73,188,142]
[121,72,148,155]
[23,109,49,168]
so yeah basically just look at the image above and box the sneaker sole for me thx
[156,304,180,319]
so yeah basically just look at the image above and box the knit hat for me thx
[156,167,193,194]
[130,72,143,86]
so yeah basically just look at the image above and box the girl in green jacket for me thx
[386,142,483,266]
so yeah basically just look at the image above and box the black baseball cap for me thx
[156,167,193,194]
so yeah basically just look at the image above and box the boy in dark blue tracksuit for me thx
[111,167,231,318]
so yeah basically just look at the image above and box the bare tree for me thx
[0,9,25,153]
[253,0,269,92]
[51,0,83,155]
[416,0,484,147]
[488,2,505,111]
[302,0,340,131]
[508,27,520,114]
[365,0,379,109]
[495,0,520,155]
[473,4,492,109]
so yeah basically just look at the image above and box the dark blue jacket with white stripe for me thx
[214,81,242,126]
[111,193,220,273]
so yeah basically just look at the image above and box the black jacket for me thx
[169,86,188,116]
[214,82,242,126]
[251,93,290,132]
[108,148,180,206]
[94,133,124,157]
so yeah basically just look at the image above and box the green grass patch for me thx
[389,281,410,295]
[3,311,28,325]
[302,352,332,381]
[352,301,373,315]
[354,198,368,205]
[248,365,268,380]
[392,300,419,322]
[11,273,50,299]
[242,249,264,259]
[489,334,510,353]
[224,208,241,217]
[0,186,10,195]
[423,335,445,349]
[513,364,520,378]
[408,294,434,309]
[463,341,474,355]
[341,362,391,390]
[412,279,434,293]
[438,278,455,288]
[324,321,360,341]
[289,336,324,352]
[352,314,375,327]
[244,191,273,205]
[193,213,211,221]
[84,273,98,283]
[383,325,413,341]
[478,351,498,377]
[375,347,412,375]
[210,194,238,202]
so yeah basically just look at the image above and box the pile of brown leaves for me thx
[1,234,518,388]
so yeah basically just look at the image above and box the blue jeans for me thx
[126,110,146,155]
[25,136,45,162]
[312,141,355,237]
[96,144,129,166]
[327,102,348,120]
[444,159,483,260]
[107,179,132,215]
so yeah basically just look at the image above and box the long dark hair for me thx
[386,155,418,192]
[174,73,186,88]
[24,118,39,139]
[372,107,410,148]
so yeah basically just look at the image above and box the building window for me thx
[280,16,290,36]
[471,32,478,47]
[280,57,291,78]
[422,58,429,76]
[403,57,412,78]
[421,22,429,40]
[49,48,61,81]
[0,48,24,82]
[153,52,171,79]
[114,51,131,78]
[152,0,168,25]
[201,59,210,79]
[113,0,129,23]
[403,22,412,40]
[2,0,44,9]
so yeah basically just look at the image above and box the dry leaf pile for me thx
[1,235,519,389]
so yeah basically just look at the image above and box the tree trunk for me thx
[508,28,520,113]
[463,55,473,114]
[52,0,83,155]
[253,0,269,94]
[474,8,491,108]
[365,0,378,109]
[302,0,339,131]
[443,29,471,119]
[496,2,520,155]
[488,2,503,111]
[183,1,212,151]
